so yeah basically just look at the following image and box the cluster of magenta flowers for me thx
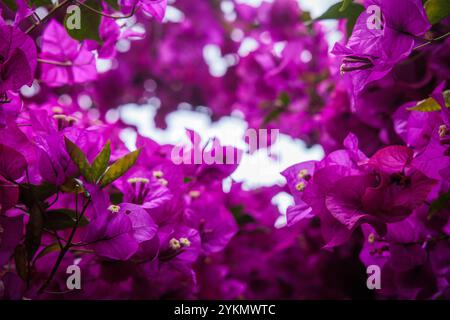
[0,0,449,300]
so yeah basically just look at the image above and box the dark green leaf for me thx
[3,0,17,11]
[35,242,61,261]
[278,92,290,107]
[428,191,450,220]
[44,209,89,230]
[60,178,84,194]
[424,0,450,24]
[100,149,141,187]
[109,189,124,205]
[262,92,290,125]
[184,176,194,183]
[65,137,93,182]
[14,245,28,281]
[25,205,44,260]
[263,107,286,125]
[444,90,450,107]
[104,0,120,10]
[91,141,111,182]
[64,0,102,43]
[19,183,58,208]
[316,1,365,37]
[230,205,255,226]
[339,0,353,12]
[29,0,52,7]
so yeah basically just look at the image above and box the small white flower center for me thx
[295,181,306,191]
[179,237,191,247]
[153,170,164,179]
[169,238,181,250]
[52,106,63,114]
[127,177,150,184]
[158,178,168,186]
[297,169,308,179]
[188,190,200,198]
[107,204,121,213]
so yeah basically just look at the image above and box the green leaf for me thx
[60,178,84,194]
[444,90,450,107]
[339,0,353,12]
[104,0,120,10]
[35,243,61,261]
[428,191,450,220]
[29,0,52,7]
[91,141,111,182]
[14,245,28,281]
[19,183,58,208]
[25,204,44,260]
[100,149,141,187]
[109,189,124,205]
[407,97,442,112]
[424,0,450,24]
[3,0,17,11]
[407,90,450,112]
[44,209,89,230]
[64,0,102,43]
[184,176,194,183]
[316,1,365,37]
[65,137,93,182]
[263,92,290,125]
[230,205,255,226]
[278,91,290,107]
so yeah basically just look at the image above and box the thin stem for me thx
[26,0,73,34]
[75,1,137,20]
[69,249,94,254]
[37,58,72,67]
[37,197,91,294]
[414,31,450,50]
[46,191,60,208]
[43,229,67,248]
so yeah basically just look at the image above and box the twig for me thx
[37,58,72,67]
[26,0,73,34]
[414,31,450,50]
[75,1,137,20]
[37,196,91,294]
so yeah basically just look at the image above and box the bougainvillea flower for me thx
[157,225,201,264]
[0,0,448,301]
[84,202,158,260]
[13,0,33,25]
[0,143,27,181]
[0,144,26,213]
[85,18,121,59]
[364,146,437,221]
[282,161,315,226]
[39,20,97,87]
[0,91,21,128]
[114,169,172,209]
[288,137,437,247]
[140,0,167,21]
[0,215,23,268]
[0,272,25,300]
[185,201,238,254]
[121,0,167,21]
[332,0,431,97]
[0,21,37,94]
